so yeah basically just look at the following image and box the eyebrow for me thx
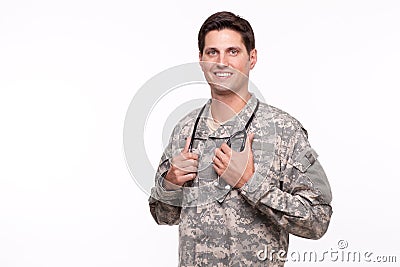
[227,46,241,51]
[204,46,242,51]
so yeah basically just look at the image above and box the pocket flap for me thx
[293,148,318,173]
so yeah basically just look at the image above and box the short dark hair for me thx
[198,11,255,55]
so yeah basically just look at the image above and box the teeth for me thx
[215,72,232,77]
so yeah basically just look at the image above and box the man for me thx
[149,11,332,266]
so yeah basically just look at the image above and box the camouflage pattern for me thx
[149,94,333,266]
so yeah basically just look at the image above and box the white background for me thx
[1,0,400,266]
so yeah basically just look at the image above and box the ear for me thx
[249,49,257,70]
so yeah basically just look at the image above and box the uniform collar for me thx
[193,93,259,139]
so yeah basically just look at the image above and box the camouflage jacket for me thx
[149,94,332,267]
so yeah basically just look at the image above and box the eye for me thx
[229,49,238,56]
[206,50,217,56]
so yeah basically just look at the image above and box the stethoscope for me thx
[184,98,259,189]
[188,98,260,153]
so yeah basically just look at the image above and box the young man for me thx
[149,11,332,266]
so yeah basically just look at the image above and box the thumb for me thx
[244,132,255,152]
[183,136,191,153]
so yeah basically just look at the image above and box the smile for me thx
[214,72,233,77]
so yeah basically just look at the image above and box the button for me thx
[225,185,231,190]
[214,181,219,186]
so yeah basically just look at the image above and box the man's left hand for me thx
[213,132,255,188]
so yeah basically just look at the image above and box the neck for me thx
[210,91,251,123]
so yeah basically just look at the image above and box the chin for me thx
[211,84,239,95]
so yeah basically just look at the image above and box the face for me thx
[199,29,257,98]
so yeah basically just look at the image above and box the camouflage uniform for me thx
[149,94,332,266]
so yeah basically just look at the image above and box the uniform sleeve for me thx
[240,126,333,239]
[148,128,183,226]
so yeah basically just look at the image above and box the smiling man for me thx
[149,11,333,266]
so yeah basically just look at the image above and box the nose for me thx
[217,54,229,68]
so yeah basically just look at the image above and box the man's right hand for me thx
[164,137,198,190]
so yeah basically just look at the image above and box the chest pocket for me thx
[195,138,221,183]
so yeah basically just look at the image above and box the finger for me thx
[182,136,191,153]
[174,157,198,167]
[243,132,255,153]
[172,162,198,174]
[184,159,199,167]
[175,152,197,164]
[212,155,225,169]
[214,148,229,163]
[181,165,198,173]
[179,172,197,183]
[182,152,199,161]
[220,142,232,156]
